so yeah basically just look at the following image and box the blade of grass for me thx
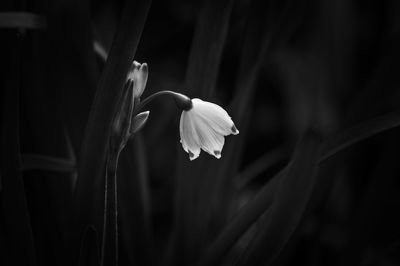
[173,1,277,264]
[236,148,288,190]
[100,153,119,266]
[320,109,400,162]
[340,132,400,266]
[44,0,99,157]
[220,0,310,206]
[210,0,276,243]
[230,2,269,120]
[236,131,321,266]
[172,0,234,264]
[184,0,234,99]
[65,127,78,189]
[216,0,292,200]
[234,109,400,188]
[199,1,315,264]
[231,0,306,120]
[100,78,136,266]
[118,135,152,265]
[72,0,151,264]
[78,226,100,266]
[0,33,36,265]
[195,169,283,266]
[196,131,320,266]
[23,13,83,263]
[21,153,75,173]
[0,12,47,30]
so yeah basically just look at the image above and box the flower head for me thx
[179,98,239,160]
[127,61,148,98]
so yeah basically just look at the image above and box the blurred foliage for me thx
[1,0,400,265]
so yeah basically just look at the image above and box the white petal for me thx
[192,98,239,136]
[192,114,225,159]
[127,61,148,98]
[179,111,201,160]
[131,111,150,134]
[135,63,148,98]
[127,61,141,81]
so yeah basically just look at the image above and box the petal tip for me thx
[188,150,199,160]
[140,63,148,73]
[132,60,141,69]
[231,125,239,135]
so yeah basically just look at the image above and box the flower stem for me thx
[101,152,120,266]
[134,90,192,114]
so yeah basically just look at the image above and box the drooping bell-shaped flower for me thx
[179,98,239,160]
[126,64,239,161]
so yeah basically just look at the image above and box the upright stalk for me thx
[101,150,120,266]
[100,79,134,266]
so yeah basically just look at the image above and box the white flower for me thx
[127,61,148,98]
[179,98,239,160]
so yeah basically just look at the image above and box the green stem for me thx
[134,90,192,114]
[101,152,120,266]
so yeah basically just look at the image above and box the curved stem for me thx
[134,90,192,114]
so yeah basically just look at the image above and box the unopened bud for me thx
[130,111,150,134]
[127,61,148,98]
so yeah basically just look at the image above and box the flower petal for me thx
[130,111,150,134]
[192,115,225,159]
[127,61,141,80]
[127,61,148,98]
[179,111,201,160]
[135,63,148,98]
[192,98,239,136]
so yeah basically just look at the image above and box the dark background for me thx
[1,0,400,265]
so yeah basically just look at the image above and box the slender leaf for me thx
[320,110,400,163]
[118,135,153,265]
[78,226,100,266]
[172,0,234,264]
[196,131,320,266]
[208,0,279,251]
[184,0,234,99]
[195,171,282,266]
[100,77,135,266]
[0,34,36,265]
[101,154,119,266]
[72,0,151,264]
[236,148,288,190]
[236,131,321,266]
[234,109,400,188]
[341,136,400,266]
[44,0,99,157]
[21,153,75,173]
[0,12,47,30]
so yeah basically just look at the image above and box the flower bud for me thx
[127,61,148,99]
[130,111,150,134]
